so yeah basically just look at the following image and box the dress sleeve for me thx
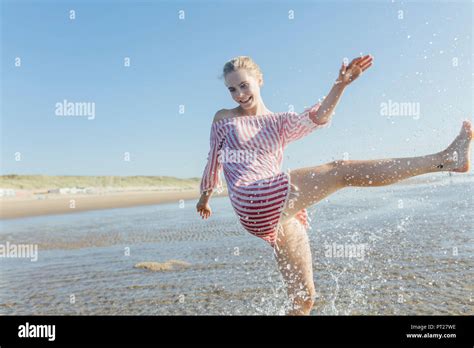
[278,102,332,146]
[200,123,224,195]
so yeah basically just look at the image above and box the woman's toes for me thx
[442,121,473,172]
[450,121,472,172]
[463,120,473,138]
[462,120,472,133]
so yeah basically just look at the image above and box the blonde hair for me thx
[220,56,264,87]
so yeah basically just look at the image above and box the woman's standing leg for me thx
[282,121,473,218]
[274,217,315,315]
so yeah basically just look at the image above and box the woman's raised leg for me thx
[274,217,315,315]
[282,120,473,218]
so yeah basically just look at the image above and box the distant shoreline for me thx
[0,174,229,219]
[0,188,229,220]
[0,172,468,219]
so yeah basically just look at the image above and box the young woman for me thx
[196,55,472,315]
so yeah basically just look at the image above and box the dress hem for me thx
[271,171,293,251]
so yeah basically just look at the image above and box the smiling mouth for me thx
[241,96,253,105]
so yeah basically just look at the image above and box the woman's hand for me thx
[196,199,212,219]
[337,54,373,86]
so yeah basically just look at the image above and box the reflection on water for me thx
[0,174,472,315]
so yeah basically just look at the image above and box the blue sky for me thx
[1,0,472,178]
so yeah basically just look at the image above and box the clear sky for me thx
[1,0,472,178]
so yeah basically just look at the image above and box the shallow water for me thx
[0,174,472,315]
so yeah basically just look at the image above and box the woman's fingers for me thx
[339,54,373,84]
[361,62,372,71]
[198,208,211,219]
[358,55,373,69]
[339,62,347,77]
[349,55,374,76]
[347,59,357,70]
[360,56,373,70]
[360,58,372,67]
[350,57,361,65]
[340,61,345,72]
[352,55,372,68]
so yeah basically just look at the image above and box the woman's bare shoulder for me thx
[213,108,238,123]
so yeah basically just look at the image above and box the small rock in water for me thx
[134,260,191,272]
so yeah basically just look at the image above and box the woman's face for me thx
[224,69,262,111]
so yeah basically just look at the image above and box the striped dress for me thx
[200,102,331,247]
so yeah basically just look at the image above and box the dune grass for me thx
[0,174,202,190]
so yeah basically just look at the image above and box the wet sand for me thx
[0,189,227,220]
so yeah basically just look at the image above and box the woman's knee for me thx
[330,160,351,187]
[275,218,308,253]
[276,217,297,237]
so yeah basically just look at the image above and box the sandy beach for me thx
[0,175,229,219]
[0,189,227,219]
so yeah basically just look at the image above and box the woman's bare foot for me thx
[440,120,473,172]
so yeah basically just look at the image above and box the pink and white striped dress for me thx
[200,102,331,247]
